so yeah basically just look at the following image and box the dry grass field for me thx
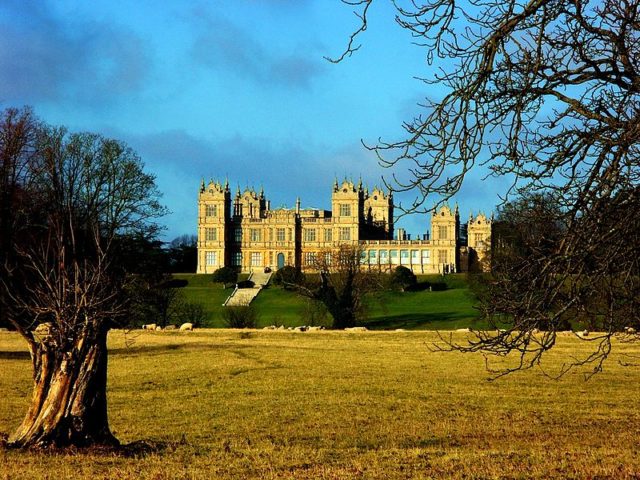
[0,329,639,479]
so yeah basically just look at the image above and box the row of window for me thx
[207,249,448,268]
[206,251,259,267]
[215,227,351,243]
[234,227,292,243]
[361,249,450,264]
[302,227,351,242]
[206,203,356,219]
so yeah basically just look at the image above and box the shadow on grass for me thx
[362,312,474,330]
[0,342,261,361]
[0,433,188,458]
[110,342,252,357]
[0,351,30,360]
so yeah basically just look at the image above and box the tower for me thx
[467,213,492,271]
[430,204,460,273]
[197,179,231,273]
[364,186,394,239]
[331,179,364,244]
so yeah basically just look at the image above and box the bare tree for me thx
[1,113,165,448]
[333,0,640,372]
[289,245,376,329]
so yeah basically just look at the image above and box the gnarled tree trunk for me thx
[9,329,118,448]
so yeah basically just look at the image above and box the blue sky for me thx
[1,0,503,241]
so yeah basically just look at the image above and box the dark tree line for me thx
[334,0,640,372]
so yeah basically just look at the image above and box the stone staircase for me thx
[249,270,272,287]
[223,270,272,307]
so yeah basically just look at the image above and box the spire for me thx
[200,177,205,193]
[224,177,229,191]
[358,176,363,191]
[296,197,301,215]
[236,184,241,197]
[334,176,339,190]
[260,184,264,197]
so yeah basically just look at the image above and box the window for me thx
[474,233,484,245]
[205,251,217,266]
[232,252,242,266]
[339,204,351,216]
[421,250,430,264]
[250,252,262,266]
[400,250,409,264]
[250,228,261,242]
[276,228,285,242]
[288,229,292,241]
[304,228,316,242]
[438,225,448,240]
[369,250,377,261]
[205,228,217,241]
[390,250,399,264]
[304,252,316,265]
[438,250,448,264]
[205,204,217,217]
[379,250,388,263]
[234,227,242,242]
[360,250,367,264]
[324,228,332,242]
[411,250,419,262]
[324,252,332,266]
[339,227,351,241]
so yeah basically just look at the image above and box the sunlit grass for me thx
[1,330,638,479]
[174,273,480,329]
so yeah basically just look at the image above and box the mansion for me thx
[196,179,492,275]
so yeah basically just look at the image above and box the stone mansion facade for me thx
[196,178,492,274]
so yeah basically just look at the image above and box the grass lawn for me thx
[0,330,638,479]
[173,274,229,327]
[364,288,479,330]
[173,273,480,329]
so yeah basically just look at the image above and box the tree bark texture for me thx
[9,330,118,448]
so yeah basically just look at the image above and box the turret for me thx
[331,179,364,243]
[364,186,394,239]
[467,212,492,272]
[197,178,231,273]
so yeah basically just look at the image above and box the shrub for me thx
[222,306,258,328]
[389,266,417,291]
[272,266,304,287]
[175,301,206,327]
[430,281,448,291]
[211,267,238,286]
[300,299,329,326]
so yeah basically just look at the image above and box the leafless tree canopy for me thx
[287,245,378,329]
[334,1,640,373]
